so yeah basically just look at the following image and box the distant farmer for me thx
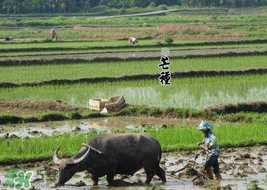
[50,28,57,41]
[197,120,221,180]
[128,37,138,46]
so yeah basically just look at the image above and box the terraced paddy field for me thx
[1,39,267,52]
[0,40,157,51]
[1,6,267,190]
[0,55,267,83]
[0,119,267,189]
[1,42,267,59]
[0,74,266,109]
[1,7,267,42]
[1,122,267,163]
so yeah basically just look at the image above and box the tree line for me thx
[0,0,267,14]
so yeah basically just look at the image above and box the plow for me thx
[169,153,210,186]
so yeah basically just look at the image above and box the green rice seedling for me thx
[0,74,266,109]
[0,122,266,163]
[0,55,267,83]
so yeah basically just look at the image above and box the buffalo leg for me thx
[92,176,98,186]
[145,172,154,184]
[156,166,166,183]
[144,164,155,184]
[107,173,115,186]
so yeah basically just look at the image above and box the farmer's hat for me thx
[198,120,213,130]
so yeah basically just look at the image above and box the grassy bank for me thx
[0,111,108,125]
[0,123,266,164]
[5,101,267,125]
[2,102,267,124]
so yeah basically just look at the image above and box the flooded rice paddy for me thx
[0,146,266,190]
[0,117,196,139]
[0,117,266,189]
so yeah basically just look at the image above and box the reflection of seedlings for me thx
[222,184,233,190]
[125,125,145,133]
[247,180,263,190]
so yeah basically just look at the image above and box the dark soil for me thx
[0,100,79,113]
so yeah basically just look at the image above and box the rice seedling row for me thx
[1,43,267,58]
[0,74,266,110]
[2,39,267,52]
[0,55,266,83]
[0,122,266,163]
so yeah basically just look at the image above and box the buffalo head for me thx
[53,144,102,186]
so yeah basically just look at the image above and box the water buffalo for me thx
[53,134,166,186]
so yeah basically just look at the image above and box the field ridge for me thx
[1,49,267,66]
[1,101,267,125]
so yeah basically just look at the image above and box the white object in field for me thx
[88,98,108,111]
[100,107,108,114]
[128,37,138,45]
[88,96,126,112]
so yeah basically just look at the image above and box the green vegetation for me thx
[218,112,267,123]
[1,7,267,42]
[2,42,267,58]
[0,55,267,83]
[2,102,267,125]
[0,122,266,164]
[164,36,174,44]
[0,111,106,125]
[0,74,266,109]
[1,5,267,166]
[0,40,156,50]
[3,39,267,52]
[0,1,179,14]
[0,1,266,15]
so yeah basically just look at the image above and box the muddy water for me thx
[0,146,266,190]
[0,117,196,139]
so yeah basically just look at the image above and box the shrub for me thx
[41,113,68,121]
[70,112,82,119]
[0,115,22,124]
[164,36,174,44]
[158,4,168,10]
[149,2,157,7]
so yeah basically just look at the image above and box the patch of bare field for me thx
[0,100,81,115]
[159,24,212,34]
[73,26,157,40]
[174,33,245,41]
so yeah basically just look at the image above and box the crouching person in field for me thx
[50,28,58,41]
[128,37,138,46]
[197,120,221,180]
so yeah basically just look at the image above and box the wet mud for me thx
[0,118,266,189]
[0,146,266,190]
